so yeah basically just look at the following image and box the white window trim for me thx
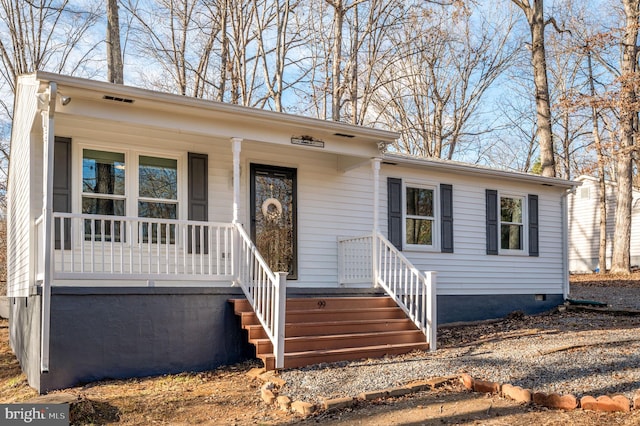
[498,192,528,256]
[74,141,186,222]
[402,181,439,252]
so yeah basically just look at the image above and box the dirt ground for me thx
[1,275,639,425]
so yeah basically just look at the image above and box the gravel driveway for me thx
[280,282,640,405]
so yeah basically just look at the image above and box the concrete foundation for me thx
[9,286,563,393]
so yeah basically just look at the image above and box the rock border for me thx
[248,367,640,418]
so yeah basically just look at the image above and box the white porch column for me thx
[371,158,382,233]
[40,82,57,373]
[232,138,242,223]
[371,158,382,288]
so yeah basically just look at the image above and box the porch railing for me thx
[39,212,235,281]
[338,232,437,351]
[37,212,286,368]
[234,223,286,369]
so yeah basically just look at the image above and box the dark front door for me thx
[250,164,297,279]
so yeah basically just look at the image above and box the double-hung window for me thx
[500,195,524,251]
[81,148,180,243]
[138,156,178,243]
[82,149,126,241]
[405,185,436,248]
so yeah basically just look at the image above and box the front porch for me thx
[38,211,437,371]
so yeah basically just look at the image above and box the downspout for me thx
[561,188,571,299]
[40,81,57,373]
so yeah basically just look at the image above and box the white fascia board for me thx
[32,71,399,145]
[383,153,579,189]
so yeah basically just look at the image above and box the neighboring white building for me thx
[568,175,640,273]
[7,72,577,392]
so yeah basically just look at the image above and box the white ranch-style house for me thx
[7,72,577,392]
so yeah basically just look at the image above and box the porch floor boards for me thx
[229,296,430,370]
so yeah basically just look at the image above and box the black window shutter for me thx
[188,152,208,253]
[387,177,403,250]
[53,137,72,249]
[440,184,453,253]
[486,189,498,255]
[528,194,539,257]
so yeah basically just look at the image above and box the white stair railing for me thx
[234,223,286,369]
[338,232,437,351]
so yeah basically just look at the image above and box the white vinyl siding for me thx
[568,177,640,272]
[381,167,565,296]
[7,76,40,297]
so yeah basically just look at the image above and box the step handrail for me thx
[373,231,437,351]
[339,232,437,350]
[234,223,286,368]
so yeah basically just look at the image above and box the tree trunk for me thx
[218,0,229,102]
[610,0,639,274]
[349,3,358,125]
[512,0,556,177]
[106,0,124,84]
[587,50,608,273]
[330,0,344,121]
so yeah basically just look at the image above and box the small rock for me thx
[533,392,577,410]
[460,373,474,391]
[387,386,411,397]
[246,367,266,380]
[322,396,355,411]
[404,380,431,392]
[291,401,314,416]
[580,395,630,412]
[277,395,291,411]
[425,376,454,390]
[261,388,276,405]
[473,380,500,394]
[258,371,286,387]
[501,384,532,403]
[357,390,387,401]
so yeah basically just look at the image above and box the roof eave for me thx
[383,153,579,189]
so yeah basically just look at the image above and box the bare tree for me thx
[511,0,557,177]
[0,0,100,208]
[124,0,223,97]
[610,0,639,274]
[373,4,517,160]
[324,0,367,122]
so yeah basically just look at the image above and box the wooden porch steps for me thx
[229,296,429,370]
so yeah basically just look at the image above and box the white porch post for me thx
[273,272,287,369]
[231,138,242,223]
[371,158,381,287]
[231,138,242,282]
[425,271,437,351]
[372,158,381,233]
[40,82,57,373]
